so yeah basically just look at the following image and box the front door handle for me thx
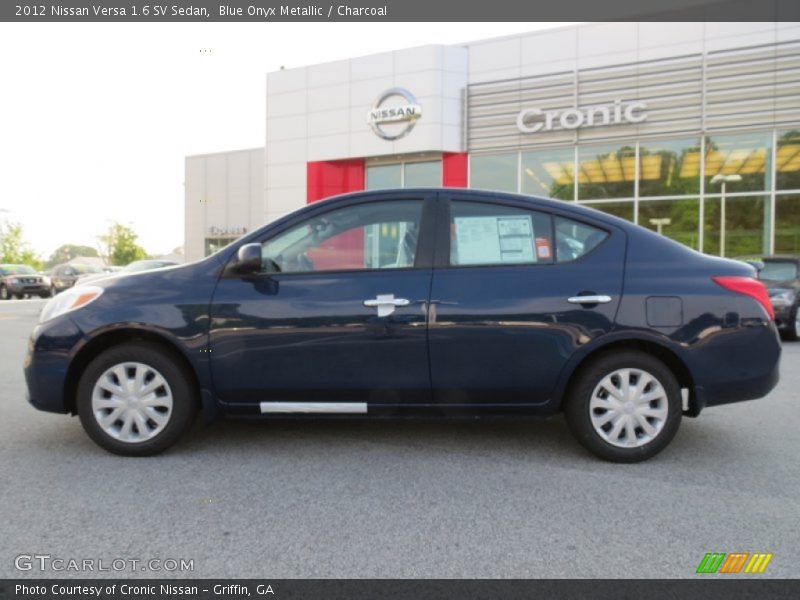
[363,294,411,317]
[567,295,612,304]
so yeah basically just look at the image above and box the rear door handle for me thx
[363,294,411,317]
[567,295,612,304]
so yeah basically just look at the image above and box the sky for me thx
[0,22,575,260]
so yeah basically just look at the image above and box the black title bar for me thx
[2,580,800,600]
[2,0,800,22]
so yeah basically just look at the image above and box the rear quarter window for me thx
[555,217,609,263]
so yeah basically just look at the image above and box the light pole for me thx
[710,173,742,257]
[649,217,672,235]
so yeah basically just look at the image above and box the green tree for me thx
[46,244,99,269]
[0,221,42,270]
[99,223,148,266]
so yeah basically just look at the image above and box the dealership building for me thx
[185,22,800,261]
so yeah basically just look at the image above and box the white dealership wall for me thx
[185,22,800,261]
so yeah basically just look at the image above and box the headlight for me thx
[39,285,104,323]
[9,277,19,284]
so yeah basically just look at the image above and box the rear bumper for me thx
[690,323,781,414]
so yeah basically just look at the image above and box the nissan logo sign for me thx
[367,88,422,141]
[517,100,647,133]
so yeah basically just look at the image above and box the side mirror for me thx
[746,260,764,274]
[234,243,262,274]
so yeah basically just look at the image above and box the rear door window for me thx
[449,201,553,267]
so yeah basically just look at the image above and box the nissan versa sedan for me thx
[24,190,781,461]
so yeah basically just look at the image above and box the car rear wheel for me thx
[77,342,198,456]
[564,351,682,462]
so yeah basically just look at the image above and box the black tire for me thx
[77,342,198,456]
[564,350,682,463]
[39,291,51,299]
[0,286,9,300]
[782,304,799,342]
[14,293,25,300]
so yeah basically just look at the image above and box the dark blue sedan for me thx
[24,189,781,461]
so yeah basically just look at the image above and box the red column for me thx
[442,152,468,188]
[306,159,365,203]
[305,159,366,269]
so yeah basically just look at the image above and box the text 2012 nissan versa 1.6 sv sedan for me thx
[24,189,781,461]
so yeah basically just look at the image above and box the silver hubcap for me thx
[589,368,668,448]
[795,311,800,338]
[91,362,173,443]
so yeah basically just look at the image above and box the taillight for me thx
[712,276,774,320]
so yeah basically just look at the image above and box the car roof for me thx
[312,188,636,229]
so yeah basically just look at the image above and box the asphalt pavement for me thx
[1,298,798,578]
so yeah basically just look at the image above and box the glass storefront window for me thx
[703,195,768,257]
[775,194,800,254]
[704,132,772,194]
[404,161,442,187]
[366,164,402,190]
[776,129,800,191]
[638,198,700,250]
[521,147,574,200]
[638,138,701,197]
[581,201,634,221]
[578,144,636,200]
[205,237,236,256]
[470,153,518,193]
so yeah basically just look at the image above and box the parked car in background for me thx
[756,255,800,341]
[50,263,104,295]
[0,264,50,300]
[25,189,781,461]
[75,259,180,286]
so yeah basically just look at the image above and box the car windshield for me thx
[72,264,102,274]
[759,261,798,281]
[0,265,36,275]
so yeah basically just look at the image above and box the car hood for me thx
[75,273,112,285]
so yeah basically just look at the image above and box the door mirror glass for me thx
[235,243,263,274]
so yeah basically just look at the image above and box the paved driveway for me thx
[1,299,797,578]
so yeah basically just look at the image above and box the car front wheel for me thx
[0,286,9,300]
[564,351,682,462]
[782,304,800,342]
[76,342,198,456]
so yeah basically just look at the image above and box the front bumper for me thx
[772,303,794,330]
[24,315,85,414]
[8,283,49,296]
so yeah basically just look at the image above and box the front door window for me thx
[260,200,423,273]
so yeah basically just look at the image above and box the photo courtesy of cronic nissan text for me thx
[1,1,798,599]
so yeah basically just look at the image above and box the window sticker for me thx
[454,215,536,265]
